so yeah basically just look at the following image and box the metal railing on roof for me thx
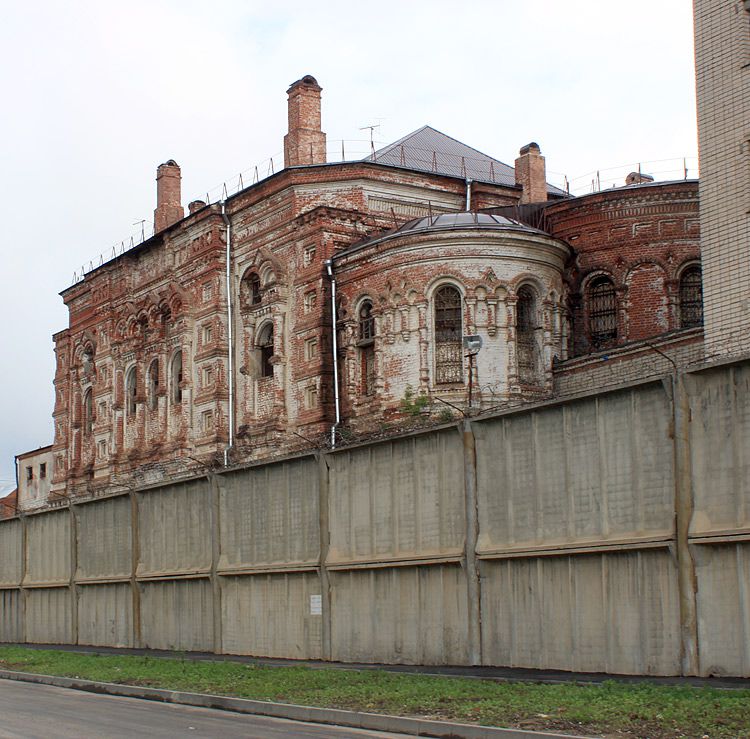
[68,149,699,286]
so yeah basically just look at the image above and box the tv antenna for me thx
[359,124,381,159]
[133,219,146,242]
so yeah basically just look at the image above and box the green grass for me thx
[0,647,748,738]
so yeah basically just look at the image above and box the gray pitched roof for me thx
[366,125,565,195]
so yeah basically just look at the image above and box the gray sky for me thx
[0,0,697,491]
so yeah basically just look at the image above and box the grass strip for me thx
[0,647,748,738]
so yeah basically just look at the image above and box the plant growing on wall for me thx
[399,385,430,417]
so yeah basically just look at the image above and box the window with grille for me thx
[434,285,463,384]
[516,287,539,383]
[588,276,617,348]
[358,301,375,342]
[679,265,703,328]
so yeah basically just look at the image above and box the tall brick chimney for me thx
[515,143,548,204]
[154,160,184,233]
[283,75,327,168]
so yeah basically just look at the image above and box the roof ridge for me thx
[372,124,514,171]
[371,125,431,157]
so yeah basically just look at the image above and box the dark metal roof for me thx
[365,125,566,196]
[334,211,546,259]
[396,211,541,234]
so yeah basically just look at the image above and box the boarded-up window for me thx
[517,286,539,384]
[362,344,375,395]
[125,368,137,418]
[679,265,703,328]
[170,352,183,404]
[148,359,159,411]
[434,285,463,384]
[83,388,94,435]
[588,276,617,348]
[241,271,262,308]
[258,324,274,378]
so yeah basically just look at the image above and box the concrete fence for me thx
[1,357,749,677]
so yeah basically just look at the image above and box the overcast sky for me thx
[0,0,697,491]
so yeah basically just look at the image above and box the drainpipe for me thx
[324,259,341,448]
[221,201,234,466]
[465,178,472,211]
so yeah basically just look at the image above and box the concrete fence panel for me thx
[221,573,323,659]
[219,458,320,572]
[327,431,464,565]
[137,481,211,578]
[77,583,133,648]
[690,363,750,536]
[329,564,469,665]
[25,587,73,644]
[480,549,680,675]
[76,496,132,582]
[0,519,22,587]
[694,542,750,676]
[140,579,214,652]
[24,511,70,587]
[475,383,674,555]
[0,589,22,643]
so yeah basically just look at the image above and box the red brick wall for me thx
[544,181,701,356]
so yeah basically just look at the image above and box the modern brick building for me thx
[693,0,750,356]
[25,74,705,503]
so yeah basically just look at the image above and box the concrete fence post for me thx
[129,490,142,648]
[19,513,27,644]
[461,419,482,665]
[666,373,700,675]
[316,452,332,662]
[208,472,224,654]
[69,503,79,645]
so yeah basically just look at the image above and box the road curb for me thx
[0,669,595,739]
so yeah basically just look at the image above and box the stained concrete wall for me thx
[1,358,749,676]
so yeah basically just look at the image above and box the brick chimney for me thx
[283,75,327,168]
[515,143,548,204]
[625,171,655,186]
[154,160,184,233]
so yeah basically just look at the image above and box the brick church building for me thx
[25,75,702,502]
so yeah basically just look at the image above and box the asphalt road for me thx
[0,680,411,738]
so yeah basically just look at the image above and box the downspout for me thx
[465,178,472,211]
[324,259,341,448]
[221,201,234,466]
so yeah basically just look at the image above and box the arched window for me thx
[679,265,703,328]
[125,367,137,418]
[83,388,94,435]
[357,300,375,395]
[241,271,261,308]
[258,324,274,378]
[148,359,159,411]
[358,301,375,341]
[588,276,617,348]
[516,286,539,384]
[434,285,463,384]
[170,351,183,404]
